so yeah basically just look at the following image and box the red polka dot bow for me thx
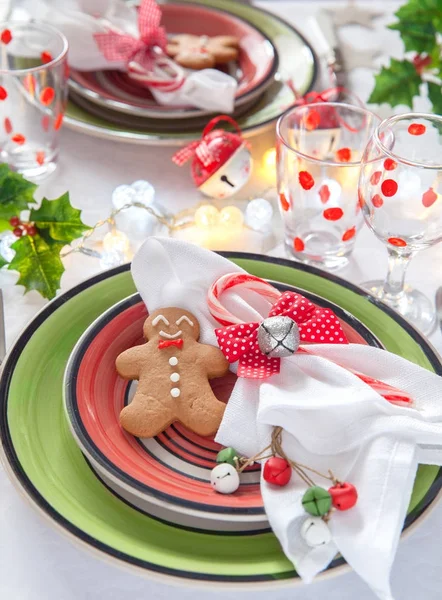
[215,291,348,379]
[93,0,167,72]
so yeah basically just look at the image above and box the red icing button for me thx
[12,134,25,145]
[0,86,7,100]
[329,482,358,511]
[4,117,12,134]
[279,192,290,212]
[36,151,45,166]
[1,29,12,44]
[381,179,398,197]
[263,457,292,487]
[388,237,407,247]
[336,147,352,162]
[40,87,55,106]
[372,194,383,208]
[323,207,344,221]
[408,123,426,136]
[54,113,64,131]
[41,51,53,64]
[319,184,330,204]
[304,109,320,131]
[294,237,305,252]
[342,226,356,242]
[384,158,397,171]
[299,171,315,190]
[370,171,382,185]
[422,188,437,208]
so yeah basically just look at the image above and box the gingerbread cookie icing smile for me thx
[116,307,229,438]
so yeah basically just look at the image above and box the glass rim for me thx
[374,112,442,170]
[0,21,68,75]
[276,101,380,167]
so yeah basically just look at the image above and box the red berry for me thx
[1,29,12,44]
[372,194,383,208]
[381,179,398,197]
[319,184,330,204]
[342,226,356,242]
[408,123,426,136]
[294,237,305,252]
[328,482,358,511]
[26,225,37,237]
[370,171,382,185]
[279,192,290,212]
[13,227,23,238]
[323,207,344,221]
[422,187,437,208]
[263,457,292,487]
[336,147,352,163]
[9,216,20,227]
[384,158,397,171]
[299,171,315,190]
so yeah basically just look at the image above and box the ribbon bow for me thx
[93,0,167,72]
[215,291,348,379]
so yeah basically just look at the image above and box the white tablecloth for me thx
[1,2,442,598]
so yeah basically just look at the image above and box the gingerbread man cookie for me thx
[116,307,229,438]
[166,35,239,70]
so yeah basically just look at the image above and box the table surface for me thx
[1,2,442,599]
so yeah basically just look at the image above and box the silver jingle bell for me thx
[300,517,332,548]
[257,316,300,358]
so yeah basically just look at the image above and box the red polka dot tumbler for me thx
[358,113,442,335]
[276,102,380,270]
[0,22,68,180]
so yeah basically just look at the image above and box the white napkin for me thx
[131,238,442,600]
[22,0,238,112]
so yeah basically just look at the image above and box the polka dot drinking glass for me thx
[276,102,381,270]
[358,112,442,335]
[0,22,68,180]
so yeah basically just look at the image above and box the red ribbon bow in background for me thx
[94,0,167,72]
[215,291,348,379]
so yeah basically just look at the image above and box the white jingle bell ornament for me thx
[300,516,332,547]
[172,115,252,200]
[210,463,240,494]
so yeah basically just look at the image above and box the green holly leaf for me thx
[8,234,64,299]
[368,59,421,108]
[389,0,442,53]
[0,164,37,220]
[30,193,90,245]
[428,81,442,114]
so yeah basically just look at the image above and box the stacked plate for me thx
[64,0,318,145]
[1,253,441,587]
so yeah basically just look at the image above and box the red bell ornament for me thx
[328,482,358,511]
[263,457,292,487]
[172,115,252,199]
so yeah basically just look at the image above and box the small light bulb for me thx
[194,205,220,228]
[219,206,244,229]
[103,230,130,254]
[263,148,276,172]
[245,198,273,231]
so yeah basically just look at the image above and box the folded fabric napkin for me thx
[131,237,442,600]
[23,0,237,112]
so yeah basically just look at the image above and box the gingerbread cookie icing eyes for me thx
[151,313,195,339]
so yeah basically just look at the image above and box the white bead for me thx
[170,387,180,398]
[300,517,332,548]
[210,463,240,494]
[169,357,178,366]
[170,373,180,382]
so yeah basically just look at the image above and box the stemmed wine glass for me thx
[358,113,442,335]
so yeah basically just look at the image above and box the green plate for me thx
[1,254,441,585]
[64,0,317,145]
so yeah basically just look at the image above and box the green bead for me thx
[302,486,332,516]
[216,447,239,467]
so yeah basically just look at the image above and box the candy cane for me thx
[208,273,281,326]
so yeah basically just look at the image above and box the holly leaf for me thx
[0,219,12,233]
[8,234,64,299]
[30,193,90,245]
[389,0,442,53]
[0,164,37,220]
[368,59,421,107]
[428,81,442,114]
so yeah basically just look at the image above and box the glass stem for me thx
[382,248,413,305]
